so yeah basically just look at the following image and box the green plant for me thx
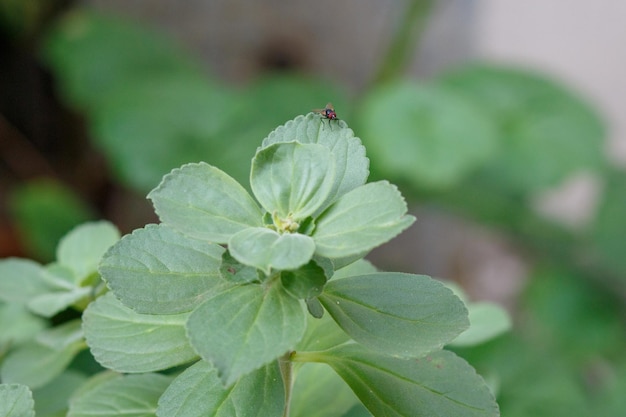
[0,114,504,416]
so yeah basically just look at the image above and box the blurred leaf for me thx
[149,163,263,244]
[156,360,284,417]
[99,224,224,314]
[290,363,359,417]
[439,64,606,193]
[0,258,49,304]
[591,170,626,277]
[9,181,94,261]
[33,370,87,417]
[449,302,511,347]
[83,293,198,373]
[0,384,34,417]
[0,302,46,347]
[56,221,120,284]
[356,81,497,189]
[186,282,305,385]
[67,373,171,417]
[319,273,468,357]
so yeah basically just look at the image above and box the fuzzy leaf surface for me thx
[68,373,171,417]
[187,283,305,385]
[323,345,499,417]
[228,227,315,274]
[149,162,263,243]
[313,181,415,258]
[156,360,284,417]
[251,142,335,219]
[99,224,224,314]
[0,384,35,417]
[319,273,468,357]
[83,293,198,372]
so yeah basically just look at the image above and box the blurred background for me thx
[1,0,625,416]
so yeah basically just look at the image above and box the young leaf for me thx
[0,384,35,417]
[149,162,263,243]
[228,227,315,274]
[280,259,328,299]
[27,287,92,318]
[262,113,369,207]
[220,251,260,284]
[99,224,225,314]
[322,345,500,417]
[83,293,198,373]
[0,339,84,389]
[56,221,120,284]
[250,142,335,219]
[313,181,415,258]
[156,360,284,417]
[68,373,171,417]
[319,273,469,358]
[448,302,511,347]
[186,283,306,385]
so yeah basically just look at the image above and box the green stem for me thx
[279,352,294,417]
[373,0,435,85]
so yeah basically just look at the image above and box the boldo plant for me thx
[0,113,500,417]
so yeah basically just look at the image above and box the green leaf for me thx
[8,180,94,261]
[228,227,316,274]
[333,259,377,280]
[186,283,306,385]
[149,162,263,243]
[219,251,260,284]
[357,81,497,189]
[281,260,328,299]
[83,293,198,373]
[0,258,50,305]
[68,373,171,417]
[322,346,499,417]
[0,338,84,389]
[27,287,92,318]
[313,181,415,258]
[33,370,87,417]
[156,360,284,417]
[99,224,225,314]
[319,273,469,357]
[36,319,83,349]
[439,64,606,192]
[449,302,511,347]
[251,142,335,219]
[262,113,369,207]
[57,221,120,284]
[296,311,350,353]
[290,363,359,417]
[0,384,35,417]
[0,303,46,346]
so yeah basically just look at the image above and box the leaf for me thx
[280,260,328,299]
[262,113,369,207]
[0,339,84,389]
[57,221,120,284]
[186,283,306,385]
[313,181,415,258]
[156,360,284,417]
[449,302,511,347]
[323,346,499,417]
[357,81,497,189]
[319,273,469,357]
[8,180,94,261]
[219,251,260,284]
[68,373,171,417]
[0,258,51,305]
[149,162,263,243]
[439,64,606,192]
[99,224,225,314]
[296,311,350,353]
[27,287,92,318]
[251,142,335,219]
[0,384,35,417]
[83,293,198,373]
[0,303,46,346]
[290,363,359,417]
[32,370,87,417]
[35,319,83,349]
[228,227,316,274]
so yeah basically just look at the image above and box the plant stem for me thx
[373,0,435,85]
[279,352,294,417]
